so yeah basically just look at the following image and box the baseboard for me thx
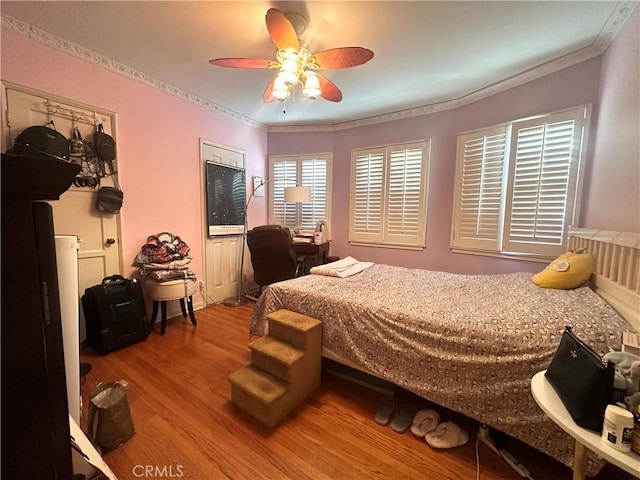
[158,298,206,320]
[193,299,206,311]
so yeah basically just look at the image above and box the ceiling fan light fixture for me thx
[273,75,290,101]
[303,72,321,99]
[209,9,373,105]
[277,52,300,86]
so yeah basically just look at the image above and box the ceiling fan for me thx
[209,8,374,103]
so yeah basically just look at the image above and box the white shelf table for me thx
[531,370,639,480]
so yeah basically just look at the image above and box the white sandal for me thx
[410,409,440,437]
[425,421,469,448]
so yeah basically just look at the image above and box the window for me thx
[451,105,590,258]
[349,141,430,249]
[269,153,331,232]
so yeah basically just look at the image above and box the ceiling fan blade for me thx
[262,78,276,103]
[316,73,343,102]
[309,47,374,69]
[265,8,299,52]
[209,58,277,69]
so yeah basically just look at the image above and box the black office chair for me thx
[247,225,301,294]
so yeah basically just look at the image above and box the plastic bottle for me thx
[602,404,634,453]
[632,404,640,455]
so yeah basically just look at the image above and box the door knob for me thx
[105,238,116,245]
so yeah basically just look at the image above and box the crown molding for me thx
[3,1,635,134]
[311,44,604,133]
[594,1,638,51]
[1,14,267,131]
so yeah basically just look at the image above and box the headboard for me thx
[568,227,640,331]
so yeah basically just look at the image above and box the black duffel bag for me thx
[82,275,149,354]
[12,123,70,162]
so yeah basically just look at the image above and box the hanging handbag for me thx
[69,126,84,166]
[93,123,116,175]
[94,137,123,213]
[545,326,615,432]
[95,185,123,214]
[71,127,102,187]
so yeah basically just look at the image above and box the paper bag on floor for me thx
[88,380,135,449]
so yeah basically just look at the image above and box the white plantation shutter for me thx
[271,159,298,227]
[269,154,331,232]
[451,105,589,258]
[300,158,327,229]
[385,143,428,245]
[452,126,508,251]
[503,110,585,255]
[349,141,429,247]
[350,149,385,243]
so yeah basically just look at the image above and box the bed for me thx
[250,228,639,475]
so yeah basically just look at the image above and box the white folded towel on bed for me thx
[310,256,374,278]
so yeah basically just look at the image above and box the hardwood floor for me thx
[79,303,634,480]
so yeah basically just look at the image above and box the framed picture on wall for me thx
[253,176,264,197]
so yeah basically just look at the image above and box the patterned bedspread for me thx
[250,264,631,474]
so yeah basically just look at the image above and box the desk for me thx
[531,371,640,480]
[292,241,330,272]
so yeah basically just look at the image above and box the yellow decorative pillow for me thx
[531,249,595,289]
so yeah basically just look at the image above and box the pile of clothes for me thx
[134,232,196,282]
[604,349,640,414]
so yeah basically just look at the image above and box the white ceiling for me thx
[1,1,635,129]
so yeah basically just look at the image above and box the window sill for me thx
[450,248,552,264]
[349,241,425,251]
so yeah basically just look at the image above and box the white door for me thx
[3,87,123,299]
[201,140,246,304]
[205,235,244,303]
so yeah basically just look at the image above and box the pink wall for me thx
[584,7,640,232]
[1,29,268,300]
[269,57,605,274]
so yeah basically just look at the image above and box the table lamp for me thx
[284,186,310,234]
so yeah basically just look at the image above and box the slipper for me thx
[390,403,417,433]
[410,409,440,437]
[425,421,469,449]
[375,395,398,426]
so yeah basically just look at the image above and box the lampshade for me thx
[303,72,321,99]
[284,186,311,203]
[279,57,300,86]
[272,75,290,101]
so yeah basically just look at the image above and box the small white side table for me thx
[531,370,640,480]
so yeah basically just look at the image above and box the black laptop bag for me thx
[82,275,150,354]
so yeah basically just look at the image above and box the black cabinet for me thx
[2,153,80,480]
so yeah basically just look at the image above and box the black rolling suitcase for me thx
[82,275,150,354]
